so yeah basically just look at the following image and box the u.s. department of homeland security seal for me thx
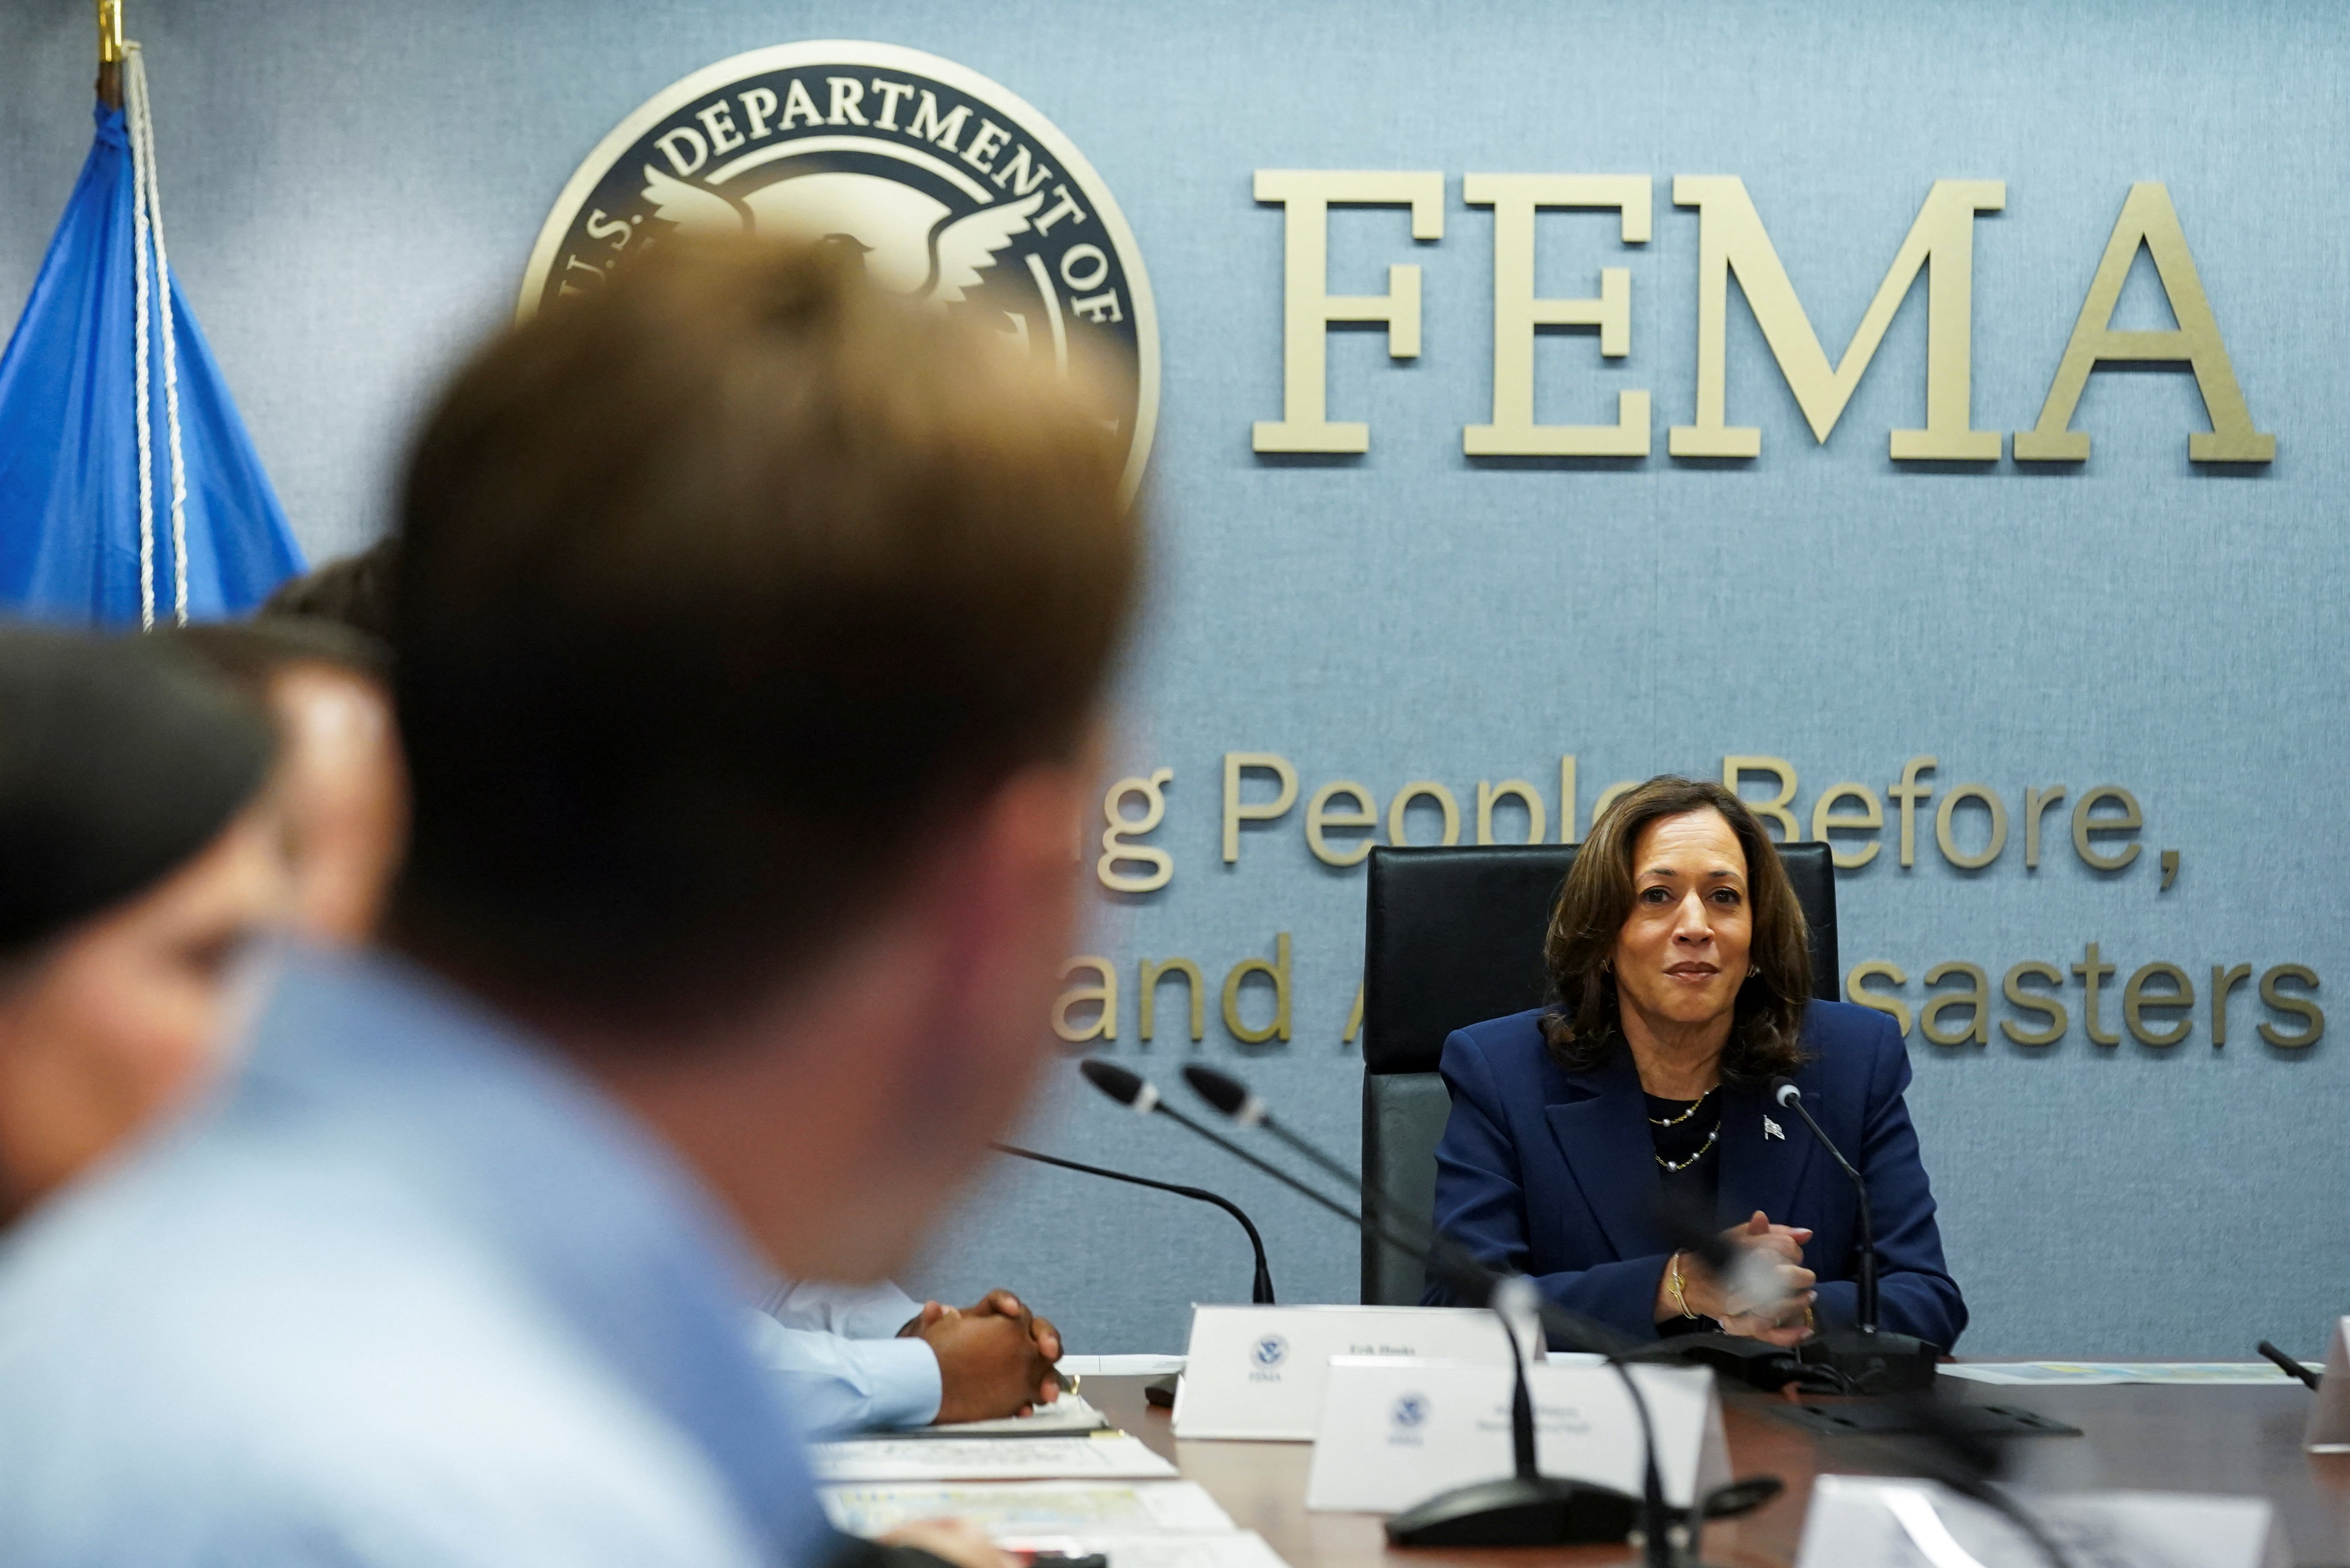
[519,40,1157,502]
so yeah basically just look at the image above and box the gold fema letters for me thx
[1252,173,2272,464]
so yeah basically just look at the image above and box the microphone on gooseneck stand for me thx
[1767,1078,1938,1394]
[990,1143,1274,1305]
[1181,1063,1450,1277]
[2257,1339,2321,1390]
[1181,1064,1351,1182]
[1077,1060,1394,1233]
[1767,1079,1877,1330]
[1082,1062,1533,1336]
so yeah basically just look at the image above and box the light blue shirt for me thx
[0,947,834,1568]
[753,1281,944,1434]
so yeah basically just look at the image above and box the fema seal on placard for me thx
[518,40,1158,502]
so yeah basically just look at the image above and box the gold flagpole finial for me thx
[95,0,123,106]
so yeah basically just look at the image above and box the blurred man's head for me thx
[260,534,400,645]
[0,630,286,1219]
[390,236,1141,1281]
[167,619,407,945]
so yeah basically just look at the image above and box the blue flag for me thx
[0,92,303,627]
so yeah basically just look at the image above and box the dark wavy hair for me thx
[1541,775,1811,1087]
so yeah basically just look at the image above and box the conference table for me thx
[1082,1371,2350,1566]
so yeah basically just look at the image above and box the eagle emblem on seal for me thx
[519,41,1158,502]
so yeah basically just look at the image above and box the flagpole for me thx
[96,0,123,109]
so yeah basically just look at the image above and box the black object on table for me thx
[1765,1078,1940,1395]
[2259,1339,2322,1390]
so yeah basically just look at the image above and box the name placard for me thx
[1172,1305,1508,1440]
[2303,1316,2350,1452]
[1795,1475,2279,1568]
[1303,1357,1729,1515]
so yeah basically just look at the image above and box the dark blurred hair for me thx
[388,236,1140,1031]
[161,617,388,701]
[0,628,274,960]
[261,536,399,645]
[1542,775,1810,1087]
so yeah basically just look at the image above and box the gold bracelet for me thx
[1668,1251,1697,1319]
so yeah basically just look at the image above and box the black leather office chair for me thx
[1357,842,1840,1305]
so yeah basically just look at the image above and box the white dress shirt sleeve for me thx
[761,1279,926,1339]
[747,1280,941,1435]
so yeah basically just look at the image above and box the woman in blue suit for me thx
[1425,775,1965,1350]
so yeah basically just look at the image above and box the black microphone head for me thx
[1770,1076,1801,1107]
[1182,1063,1260,1122]
[1079,1057,1160,1113]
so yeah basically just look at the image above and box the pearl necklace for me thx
[1648,1086,1717,1128]
[1656,1124,1720,1173]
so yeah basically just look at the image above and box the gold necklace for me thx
[1648,1086,1717,1128]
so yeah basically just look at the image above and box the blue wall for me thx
[4,0,2344,1356]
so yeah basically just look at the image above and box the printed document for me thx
[997,1532,1290,1568]
[812,1433,1178,1483]
[822,1479,1235,1537]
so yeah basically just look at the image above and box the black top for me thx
[1645,1088,1723,1336]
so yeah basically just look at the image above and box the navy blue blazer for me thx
[1422,1000,1966,1350]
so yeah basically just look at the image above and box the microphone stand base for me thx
[1804,1330,1939,1395]
[1628,1330,1941,1396]
[1385,1475,1639,1548]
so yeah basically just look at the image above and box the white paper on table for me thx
[916,1393,1110,1437]
[811,1433,1176,1483]
[1060,1354,1186,1377]
[996,1531,1290,1568]
[1795,1475,2283,1568]
[1942,1361,2311,1387]
[822,1480,1237,1538]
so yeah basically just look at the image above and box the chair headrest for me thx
[1360,842,1839,1075]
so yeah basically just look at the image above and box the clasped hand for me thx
[1656,1210,1817,1346]
[901,1288,1063,1424]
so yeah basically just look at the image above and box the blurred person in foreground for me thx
[0,628,287,1224]
[218,577,1063,1432]
[0,235,1139,1567]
